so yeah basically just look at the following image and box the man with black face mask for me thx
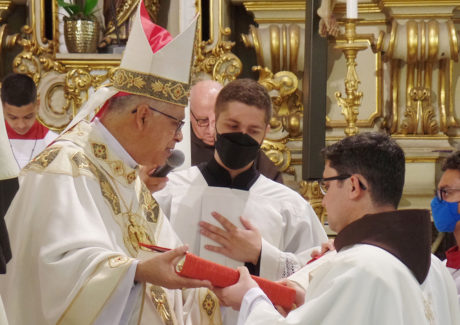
[432,151,460,305]
[188,80,283,183]
[154,78,327,324]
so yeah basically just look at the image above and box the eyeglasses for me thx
[317,174,367,195]
[435,187,460,202]
[132,105,185,135]
[191,110,210,127]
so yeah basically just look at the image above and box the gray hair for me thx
[107,94,151,114]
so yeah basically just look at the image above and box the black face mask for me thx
[215,132,261,170]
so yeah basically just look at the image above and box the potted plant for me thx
[58,0,100,53]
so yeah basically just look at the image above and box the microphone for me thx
[150,150,185,177]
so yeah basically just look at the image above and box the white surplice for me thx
[0,120,219,325]
[154,166,327,324]
[238,245,460,325]
[154,166,327,280]
[5,119,58,169]
[447,266,460,306]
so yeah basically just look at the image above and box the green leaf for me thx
[57,0,82,16]
[84,0,99,16]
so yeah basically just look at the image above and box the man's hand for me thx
[213,266,258,311]
[310,239,335,258]
[139,165,168,193]
[275,279,306,316]
[135,245,211,289]
[199,212,262,265]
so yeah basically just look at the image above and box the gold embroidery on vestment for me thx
[63,121,160,257]
[90,142,137,184]
[71,152,121,215]
[24,147,61,170]
[202,292,217,317]
[140,185,160,223]
[150,286,175,325]
[125,211,154,253]
[108,255,130,268]
[91,143,107,160]
[423,293,435,325]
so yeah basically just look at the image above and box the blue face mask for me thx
[430,196,460,232]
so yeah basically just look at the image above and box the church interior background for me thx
[0,0,458,254]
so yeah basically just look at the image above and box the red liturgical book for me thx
[139,243,296,309]
[177,252,296,310]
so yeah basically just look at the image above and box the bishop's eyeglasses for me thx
[317,174,367,195]
[132,105,185,135]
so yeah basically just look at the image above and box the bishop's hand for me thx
[199,212,262,265]
[134,245,211,289]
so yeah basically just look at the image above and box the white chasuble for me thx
[0,121,218,325]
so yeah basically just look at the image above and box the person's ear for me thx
[133,104,149,130]
[349,175,365,200]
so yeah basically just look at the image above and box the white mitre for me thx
[0,102,19,179]
[64,0,198,133]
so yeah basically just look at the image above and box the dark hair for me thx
[442,151,460,171]
[1,73,37,106]
[321,132,405,208]
[215,78,272,124]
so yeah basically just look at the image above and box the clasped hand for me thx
[199,212,262,265]
[213,267,306,314]
[135,245,211,289]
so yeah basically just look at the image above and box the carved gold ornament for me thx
[334,19,369,136]
[401,87,438,135]
[13,25,64,84]
[255,66,303,139]
[374,19,459,135]
[0,1,13,24]
[192,26,242,84]
[261,139,292,173]
[104,0,139,36]
[242,24,303,74]
[299,180,326,225]
[12,22,118,131]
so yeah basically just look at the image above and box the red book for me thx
[176,252,296,310]
[139,243,296,309]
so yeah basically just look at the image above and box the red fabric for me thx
[5,120,49,139]
[140,0,172,53]
[177,252,296,310]
[446,245,460,269]
[93,91,131,119]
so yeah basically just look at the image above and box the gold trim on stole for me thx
[57,256,136,324]
[149,285,177,325]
